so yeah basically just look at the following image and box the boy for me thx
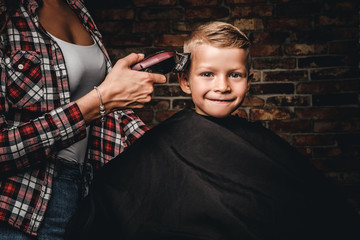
[178,21,252,118]
[66,22,360,240]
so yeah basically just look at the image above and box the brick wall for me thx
[86,0,360,211]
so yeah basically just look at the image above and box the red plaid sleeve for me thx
[88,109,149,169]
[0,101,87,176]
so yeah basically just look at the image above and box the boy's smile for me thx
[179,44,250,118]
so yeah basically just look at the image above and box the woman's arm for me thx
[0,51,165,176]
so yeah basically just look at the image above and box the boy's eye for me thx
[201,72,213,77]
[229,72,245,78]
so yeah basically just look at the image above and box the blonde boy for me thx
[179,21,252,118]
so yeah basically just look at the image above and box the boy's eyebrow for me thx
[195,65,247,71]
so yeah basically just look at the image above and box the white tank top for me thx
[50,33,107,163]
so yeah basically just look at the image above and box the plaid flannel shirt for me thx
[0,0,148,236]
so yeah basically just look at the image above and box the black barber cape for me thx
[66,109,360,240]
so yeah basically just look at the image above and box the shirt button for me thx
[18,64,24,70]
[5,58,11,64]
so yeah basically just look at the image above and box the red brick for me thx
[226,0,265,3]
[314,120,360,133]
[172,99,194,109]
[251,71,261,82]
[335,133,360,152]
[133,21,171,33]
[331,27,358,40]
[250,83,294,94]
[105,48,140,61]
[315,15,357,27]
[342,80,360,92]
[232,109,248,119]
[242,96,265,107]
[232,5,273,17]
[133,109,154,124]
[250,45,281,57]
[289,28,358,43]
[139,8,183,20]
[313,157,360,173]
[329,41,358,54]
[133,0,177,7]
[310,160,327,172]
[289,30,326,43]
[312,93,358,106]
[312,147,342,158]
[154,34,188,47]
[296,82,341,94]
[97,21,132,34]
[276,3,320,17]
[277,133,292,143]
[251,32,289,44]
[268,120,312,133]
[154,85,187,97]
[298,56,349,69]
[293,135,335,146]
[266,96,310,107]
[250,108,292,121]
[284,44,327,56]
[325,172,360,185]
[109,34,152,47]
[263,71,308,82]
[186,7,229,20]
[169,73,181,84]
[324,1,358,12]
[95,9,135,20]
[295,107,360,120]
[267,18,312,31]
[233,18,264,31]
[296,147,312,158]
[144,99,170,109]
[156,110,178,122]
[252,58,296,70]
[172,21,192,32]
[310,67,358,80]
[180,0,221,7]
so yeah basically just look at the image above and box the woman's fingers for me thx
[149,72,167,84]
[117,53,145,68]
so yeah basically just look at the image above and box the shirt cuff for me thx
[49,102,87,144]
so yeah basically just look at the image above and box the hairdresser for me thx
[0,0,166,239]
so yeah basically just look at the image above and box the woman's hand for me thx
[76,53,166,124]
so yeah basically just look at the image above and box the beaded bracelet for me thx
[94,86,106,122]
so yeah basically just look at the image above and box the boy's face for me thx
[179,44,251,118]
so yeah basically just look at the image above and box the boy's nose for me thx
[214,77,230,92]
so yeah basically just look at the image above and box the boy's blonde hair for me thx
[183,21,251,73]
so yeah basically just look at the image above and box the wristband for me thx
[94,86,106,122]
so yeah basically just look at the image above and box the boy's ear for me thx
[178,72,192,94]
[247,72,253,91]
[248,72,254,81]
